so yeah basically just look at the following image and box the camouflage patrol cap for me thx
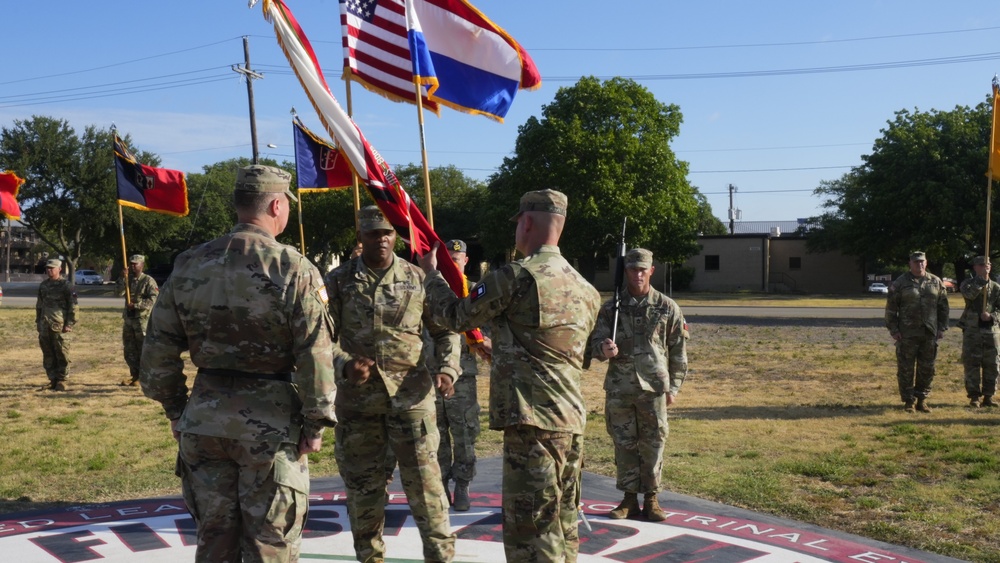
[910,251,926,261]
[358,205,392,232]
[973,255,989,265]
[128,254,145,264]
[509,189,568,222]
[625,248,653,269]
[446,239,467,253]
[234,164,297,202]
[45,258,62,269]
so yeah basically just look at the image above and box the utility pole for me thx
[232,36,263,164]
[727,183,741,234]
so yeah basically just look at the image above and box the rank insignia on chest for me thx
[471,283,487,302]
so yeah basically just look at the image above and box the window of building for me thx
[705,255,720,271]
[789,257,802,270]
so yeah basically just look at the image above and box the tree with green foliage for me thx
[393,163,486,244]
[809,100,995,275]
[480,76,703,278]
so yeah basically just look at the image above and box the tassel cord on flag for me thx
[413,82,435,229]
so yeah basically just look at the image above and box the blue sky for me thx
[3,0,999,225]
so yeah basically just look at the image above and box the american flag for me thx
[340,0,439,111]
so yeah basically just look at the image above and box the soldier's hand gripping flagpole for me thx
[611,217,628,342]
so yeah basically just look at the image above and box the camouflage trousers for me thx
[502,425,583,563]
[176,433,310,563]
[895,333,938,402]
[121,317,148,379]
[605,392,668,494]
[962,329,1000,399]
[37,329,69,382]
[435,374,481,484]
[335,406,455,563]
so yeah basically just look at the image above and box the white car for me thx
[75,269,104,285]
[868,282,889,294]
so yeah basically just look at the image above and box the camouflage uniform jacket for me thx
[425,244,601,435]
[885,272,949,337]
[325,254,460,411]
[958,276,1000,333]
[116,272,159,323]
[591,287,688,397]
[140,223,342,444]
[36,278,77,333]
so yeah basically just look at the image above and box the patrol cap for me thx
[909,251,926,261]
[509,189,568,222]
[625,248,653,269]
[973,255,989,265]
[446,239,467,253]
[234,164,296,202]
[45,258,62,269]
[129,254,145,264]
[358,205,393,232]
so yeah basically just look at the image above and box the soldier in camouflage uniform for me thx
[325,205,458,563]
[435,239,489,512]
[420,189,601,562]
[115,254,159,386]
[36,258,77,391]
[140,165,349,563]
[959,256,1000,408]
[885,251,949,413]
[591,248,688,522]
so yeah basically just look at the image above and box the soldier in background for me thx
[115,254,159,387]
[325,205,458,563]
[885,250,949,413]
[435,239,489,512]
[592,248,688,522]
[959,255,1000,408]
[140,164,347,562]
[36,258,77,391]
[419,189,601,562]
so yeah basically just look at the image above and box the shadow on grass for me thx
[686,315,883,328]
[679,403,892,420]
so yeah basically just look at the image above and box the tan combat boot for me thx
[643,493,667,522]
[982,396,997,407]
[608,493,640,520]
[903,399,915,412]
[453,480,470,511]
[916,397,932,413]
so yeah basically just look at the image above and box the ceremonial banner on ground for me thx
[405,0,541,121]
[0,171,24,220]
[293,118,354,192]
[114,135,189,217]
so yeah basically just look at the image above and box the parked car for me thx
[868,282,889,294]
[942,278,957,293]
[75,269,105,285]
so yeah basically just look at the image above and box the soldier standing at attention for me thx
[115,254,159,387]
[436,239,489,512]
[36,258,77,391]
[959,256,1000,408]
[885,250,949,413]
[591,248,688,522]
[140,165,349,563]
[325,205,458,563]
[419,189,601,562]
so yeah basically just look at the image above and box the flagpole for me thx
[345,80,362,232]
[297,194,307,256]
[118,203,132,305]
[984,78,999,312]
[413,82,434,228]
